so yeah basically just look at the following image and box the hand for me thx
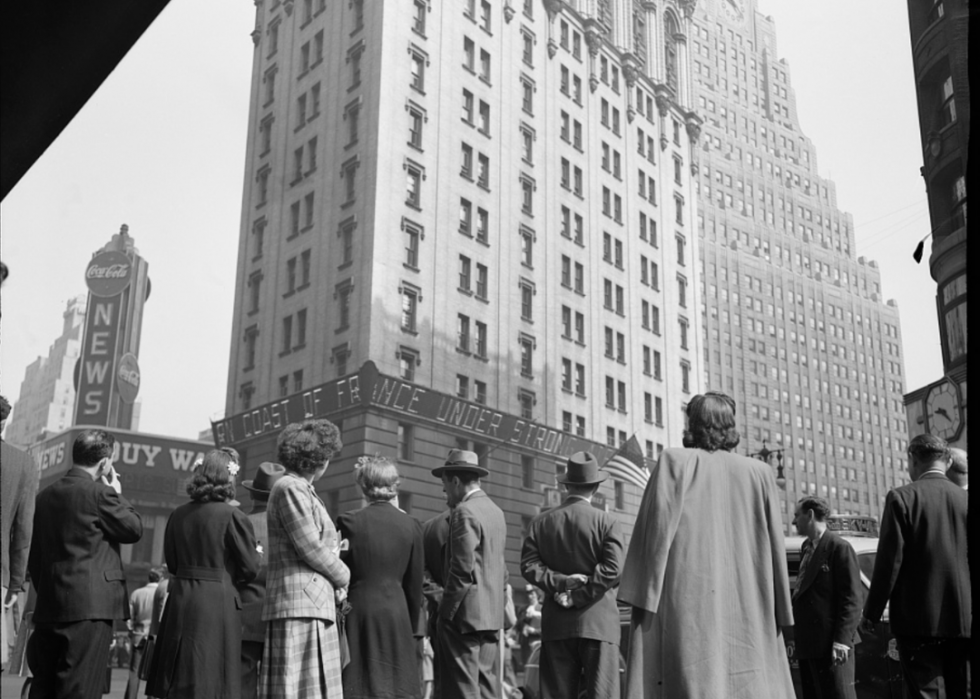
[335,587,348,604]
[565,573,589,590]
[553,592,572,609]
[831,643,850,666]
[859,617,876,637]
[3,588,17,609]
[101,465,122,494]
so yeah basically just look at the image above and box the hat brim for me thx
[557,471,609,485]
[432,463,490,479]
[241,480,272,494]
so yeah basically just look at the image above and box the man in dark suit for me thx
[433,449,507,699]
[422,509,451,699]
[520,451,624,699]
[1,395,38,671]
[790,496,863,699]
[863,433,970,698]
[26,428,143,699]
[239,461,285,699]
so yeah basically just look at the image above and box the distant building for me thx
[902,0,968,450]
[222,0,707,559]
[5,295,87,447]
[692,0,912,527]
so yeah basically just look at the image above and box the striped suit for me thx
[438,489,507,699]
[259,473,350,698]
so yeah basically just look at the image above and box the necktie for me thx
[794,542,813,599]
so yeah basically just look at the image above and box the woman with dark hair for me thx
[145,447,259,699]
[259,420,350,699]
[336,454,424,699]
[619,392,795,698]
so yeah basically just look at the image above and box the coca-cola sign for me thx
[85,250,132,297]
[116,352,141,404]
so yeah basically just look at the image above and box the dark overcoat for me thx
[337,501,424,699]
[145,500,259,699]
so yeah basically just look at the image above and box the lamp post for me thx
[751,440,786,490]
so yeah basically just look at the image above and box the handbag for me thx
[336,598,352,669]
[138,636,156,681]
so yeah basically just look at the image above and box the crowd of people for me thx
[0,391,971,699]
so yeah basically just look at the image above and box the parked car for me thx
[784,532,906,698]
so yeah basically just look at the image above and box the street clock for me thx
[925,379,963,442]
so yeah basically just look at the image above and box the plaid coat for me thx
[262,473,350,622]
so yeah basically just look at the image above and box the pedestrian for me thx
[862,433,971,698]
[946,447,967,489]
[791,496,863,699]
[336,454,424,699]
[144,448,260,699]
[421,508,451,699]
[619,392,795,698]
[1,395,39,672]
[239,461,286,699]
[520,451,624,699]
[433,449,507,699]
[516,585,542,672]
[259,419,350,699]
[25,428,143,699]
[123,567,163,699]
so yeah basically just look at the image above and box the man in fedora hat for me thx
[520,451,625,699]
[432,449,507,699]
[238,461,286,699]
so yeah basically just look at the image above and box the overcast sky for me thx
[0,0,943,441]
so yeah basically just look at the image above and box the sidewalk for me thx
[1,667,130,699]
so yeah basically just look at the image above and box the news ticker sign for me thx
[73,252,134,425]
[212,361,618,465]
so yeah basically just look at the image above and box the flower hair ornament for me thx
[227,461,241,478]
[192,456,204,471]
[354,455,372,472]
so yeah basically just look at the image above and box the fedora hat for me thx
[432,448,489,479]
[557,451,608,485]
[242,462,286,494]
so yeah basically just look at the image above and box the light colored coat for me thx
[262,473,350,622]
[619,448,795,699]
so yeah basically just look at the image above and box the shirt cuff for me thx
[832,642,851,652]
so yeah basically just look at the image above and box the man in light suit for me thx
[863,433,970,698]
[238,461,285,699]
[433,449,507,699]
[26,429,143,699]
[521,451,624,699]
[791,496,863,699]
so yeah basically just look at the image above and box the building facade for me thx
[223,0,707,565]
[902,0,968,450]
[4,295,87,448]
[691,0,912,528]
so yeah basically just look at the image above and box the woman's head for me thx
[354,454,400,502]
[186,447,240,502]
[277,419,343,475]
[682,392,740,452]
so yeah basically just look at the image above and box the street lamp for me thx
[751,440,786,489]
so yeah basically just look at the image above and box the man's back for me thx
[29,467,142,623]
[1,440,38,591]
[864,472,970,637]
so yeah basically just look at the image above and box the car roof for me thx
[785,534,879,555]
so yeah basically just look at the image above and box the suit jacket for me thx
[28,467,143,623]
[439,490,507,633]
[791,531,863,658]
[1,440,38,591]
[422,510,451,636]
[240,505,269,642]
[864,471,970,638]
[521,497,624,644]
[262,473,350,622]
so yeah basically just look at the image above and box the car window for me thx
[858,552,876,584]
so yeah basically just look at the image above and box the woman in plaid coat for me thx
[259,419,350,699]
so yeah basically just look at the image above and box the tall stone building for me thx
[221,0,706,561]
[4,295,87,448]
[902,0,968,450]
[691,0,911,528]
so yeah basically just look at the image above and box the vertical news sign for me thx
[73,251,132,426]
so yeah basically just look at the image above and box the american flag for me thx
[601,435,649,491]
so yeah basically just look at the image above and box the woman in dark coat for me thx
[145,448,259,699]
[337,455,424,699]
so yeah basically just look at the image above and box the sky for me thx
[0,0,944,441]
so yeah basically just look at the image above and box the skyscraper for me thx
[691,0,911,527]
[4,295,86,447]
[222,0,706,546]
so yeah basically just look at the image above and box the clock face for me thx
[925,381,962,441]
[723,0,745,22]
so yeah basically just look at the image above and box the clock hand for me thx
[935,407,951,419]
